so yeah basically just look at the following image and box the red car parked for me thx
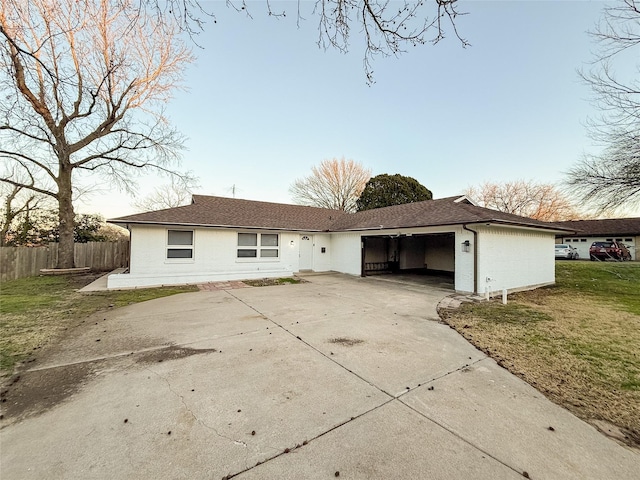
[589,241,632,261]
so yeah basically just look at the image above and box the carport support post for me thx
[502,289,508,305]
[360,237,366,277]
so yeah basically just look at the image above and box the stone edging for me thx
[437,294,485,311]
[40,267,91,275]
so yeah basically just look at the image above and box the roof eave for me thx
[564,230,640,237]
[331,219,574,234]
[476,219,575,234]
[107,219,326,232]
[333,220,467,232]
[109,217,574,235]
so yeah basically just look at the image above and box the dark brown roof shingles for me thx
[110,195,572,232]
[553,218,640,237]
[330,197,563,231]
[110,195,346,231]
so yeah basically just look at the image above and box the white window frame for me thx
[166,229,194,262]
[237,232,279,261]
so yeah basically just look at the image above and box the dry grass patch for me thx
[441,263,640,449]
[0,274,198,376]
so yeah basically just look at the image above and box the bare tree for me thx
[149,0,469,84]
[567,0,640,211]
[464,180,582,222]
[290,158,371,212]
[133,176,200,212]
[0,184,49,246]
[0,0,194,268]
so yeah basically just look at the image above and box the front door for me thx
[299,235,314,271]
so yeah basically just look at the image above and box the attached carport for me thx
[361,232,455,288]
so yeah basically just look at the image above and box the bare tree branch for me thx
[0,183,51,245]
[313,0,469,84]
[290,157,371,212]
[133,175,200,211]
[465,180,584,221]
[0,0,194,267]
[143,0,468,84]
[569,0,640,211]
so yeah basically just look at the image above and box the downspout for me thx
[126,224,132,271]
[463,224,478,294]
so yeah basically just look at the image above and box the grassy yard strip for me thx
[0,274,198,374]
[441,262,640,448]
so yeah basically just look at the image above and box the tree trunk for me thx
[57,165,75,269]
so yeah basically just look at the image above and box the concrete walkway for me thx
[1,274,638,479]
[77,268,125,292]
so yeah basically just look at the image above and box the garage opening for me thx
[361,233,455,289]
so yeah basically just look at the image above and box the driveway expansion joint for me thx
[398,398,530,479]
[395,356,487,399]
[224,290,395,399]
[224,397,397,479]
[6,273,637,480]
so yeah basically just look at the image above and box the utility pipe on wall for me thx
[462,224,478,294]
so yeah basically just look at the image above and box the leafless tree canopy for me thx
[290,157,371,212]
[133,177,200,212]
[0,0,194,267]
[464,180,582,222]
[0,184,50,246]
[567,0,640,211]
[153,0,468,83]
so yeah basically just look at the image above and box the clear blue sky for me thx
[78,1,639,218]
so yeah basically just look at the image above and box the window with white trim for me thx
[167,230,193,259]
[237,233,279,259]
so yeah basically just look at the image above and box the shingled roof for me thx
[110,194,572,232]
[110,195,346,231]
[553,218,640,237]
[332,196,568,231]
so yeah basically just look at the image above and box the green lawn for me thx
[441,261,640,448]
[0,274,198,374]
[554,261,640,314]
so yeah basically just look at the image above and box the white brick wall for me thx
[108,226,297,288]
[476,226,555,295]
[108,223,557,293]
[330,233,362,276]
[311,233,333,272]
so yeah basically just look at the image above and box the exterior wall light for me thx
[290,240,295,246]
[462,240,471,252]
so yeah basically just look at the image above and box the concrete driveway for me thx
[1,273,638,479]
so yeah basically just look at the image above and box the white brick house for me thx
[108,195,571,294]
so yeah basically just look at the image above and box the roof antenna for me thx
[227,184,240,198]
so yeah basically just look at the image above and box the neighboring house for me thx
[108,195,572,295]
[554,218,640,261]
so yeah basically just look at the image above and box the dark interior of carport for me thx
[361,233,455,286]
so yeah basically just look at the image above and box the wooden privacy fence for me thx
[0,240,129,282]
